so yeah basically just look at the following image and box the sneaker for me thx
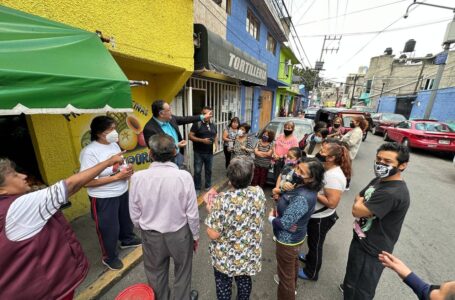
[102,258,123,270]
[273,274,297,295]
[120,237,142,249]
[339,283,344,295]
[298,253,307,263]
[298,268,315,281]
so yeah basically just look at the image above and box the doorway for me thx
[395,96,415,119]
[259,90,273,130]
[192,89,206,115]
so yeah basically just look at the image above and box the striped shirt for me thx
[254,141,273,168]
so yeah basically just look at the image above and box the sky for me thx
[283,0,455,84]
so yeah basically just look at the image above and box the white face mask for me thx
[105,130,119,143]
[238,130,244,137]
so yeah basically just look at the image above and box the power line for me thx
[299,18,452,38]
[294,0,317,25]
[295,0,408,27]
[335,2,424,70]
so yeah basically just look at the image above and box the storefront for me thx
[1,2,195,220]
[180,24,266,172]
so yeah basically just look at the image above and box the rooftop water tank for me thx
[403,39,416,53]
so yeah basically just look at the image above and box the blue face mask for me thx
[261,135,269,142]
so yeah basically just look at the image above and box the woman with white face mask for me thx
[232,123,254,159]
[79,116,141,271]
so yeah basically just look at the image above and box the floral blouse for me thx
[205,186,266,276]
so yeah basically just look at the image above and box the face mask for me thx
[291,171,304,185]
[105,130,119,143]
[261,135,269,142]
[283,129,293,136]
[315,153,327,163]
[374,161,399,178]
[350,122,356,128]
[285,159,297,165]
[314,136,323,143]
[333,124,341,129]
[238,130,244,137]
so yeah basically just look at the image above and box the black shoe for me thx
[102,258,124,271]
[339,283,344,295]
[120,237,142,249]
[298,253,307,263]
[190,289,199,300]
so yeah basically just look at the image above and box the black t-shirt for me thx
[354,178,410,256]
[190,121,217,154]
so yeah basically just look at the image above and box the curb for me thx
[76,178,229,300]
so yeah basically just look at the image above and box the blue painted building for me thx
[226,0,287,133]
[377,87,455,122]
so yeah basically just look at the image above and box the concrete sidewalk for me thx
[73,152,229,299]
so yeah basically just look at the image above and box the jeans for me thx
[223,145,232,168]
[194,151,213,190]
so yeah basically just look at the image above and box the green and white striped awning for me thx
[0,5,132,115]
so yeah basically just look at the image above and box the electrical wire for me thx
[295,0,408,27]
[294,0,317,25]
[299,18,452,37]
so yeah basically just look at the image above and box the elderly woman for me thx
[205,157,266,300]
[269,157,325,300]
[222,117,240,168]
[232,123,254,158]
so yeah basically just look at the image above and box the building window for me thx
[226,0,231,14]
[423,78,434,90]
[244,87,254,124]
[365,80,372,93]
[266,33,276,55]
[246,9,260,40]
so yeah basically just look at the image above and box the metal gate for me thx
[183,76,240,173]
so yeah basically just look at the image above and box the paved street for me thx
[103,135,455,299]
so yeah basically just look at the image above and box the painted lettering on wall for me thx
[228,53,267,81]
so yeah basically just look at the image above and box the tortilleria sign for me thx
[194,24,267,86]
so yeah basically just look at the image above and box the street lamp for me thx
[403,1,455,119]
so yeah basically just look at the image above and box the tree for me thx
[293,66,320,92]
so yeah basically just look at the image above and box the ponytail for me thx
[327,142,352,179]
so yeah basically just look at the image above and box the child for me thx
[251,129,275,188]
[272,147,304,199]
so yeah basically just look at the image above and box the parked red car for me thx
[383,119,455,152]
[371,113,406,136]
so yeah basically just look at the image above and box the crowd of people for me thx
[1,100,454,300]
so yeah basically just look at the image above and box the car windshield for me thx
[415,122,454,132]
[264,122,312,141]
[382,114,406,122]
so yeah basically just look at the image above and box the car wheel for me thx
[372,126,377,135]
[402,138,410,148]
[362,130,368,142]
[383,131,389,141]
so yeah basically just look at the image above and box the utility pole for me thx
[403,2,455,119]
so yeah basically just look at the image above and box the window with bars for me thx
[244,87,254,124]
[246,9,260,40]
[266,33,276,55]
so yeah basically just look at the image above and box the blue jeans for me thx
[193,151,213,190]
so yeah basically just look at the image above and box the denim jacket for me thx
[272,186,317,245]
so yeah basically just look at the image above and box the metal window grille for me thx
[244,87,253,124]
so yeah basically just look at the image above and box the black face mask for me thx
[350,122,356,128]
[291,171,304,185]
[284,129,293,136]
[316,153,327,163]
[333,124,341,128]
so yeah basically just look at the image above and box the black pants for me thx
[223,145,232,168]
[303,212,338,280]
[342,237,385,300]
[90,191,137,262]
[214,268,252,300]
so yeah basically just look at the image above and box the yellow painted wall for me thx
[3,1,195,220]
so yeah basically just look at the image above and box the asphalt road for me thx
[102,135,455,300]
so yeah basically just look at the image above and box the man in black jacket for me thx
[143,100,211,168]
